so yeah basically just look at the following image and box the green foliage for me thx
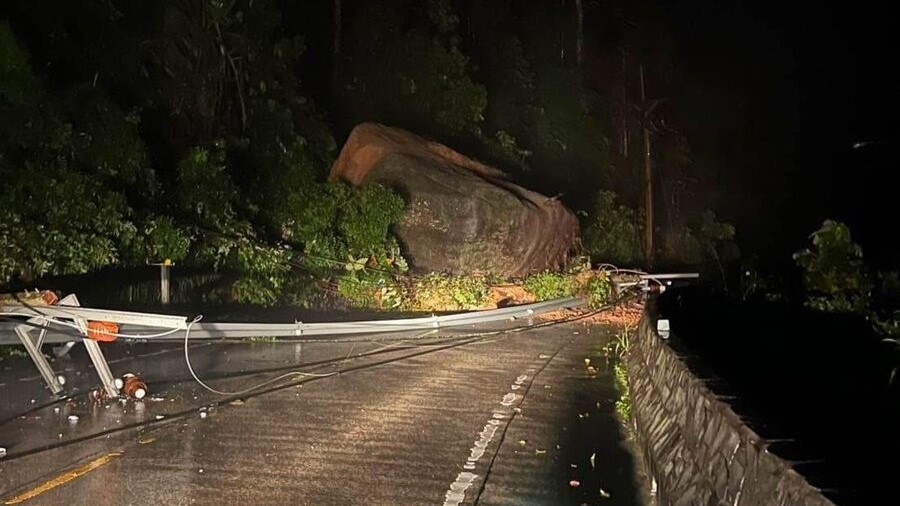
[66,88,156,197]
[413,273,489,310]
[582,191,644,267]
[232,242,292,305]
[288,183,406,275]
[1,22,146,284]
[337,274,379,309]
[337,268,406,309]
[794,220,871,314]
[341,0,487,137]
[584,273,613,308]
[462,2,611,200]
[680,210,739,264]
[524,267,612,308]
[603,326,632,358]
[177,143,240,229]
[613,361,632,422]
[127,216,191,264]
[524,271,578,301]
[334,184,406,255]
[0,22,37,105]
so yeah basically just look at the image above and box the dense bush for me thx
[412,273,489,311]
[0,18,406,305]
[794,220,871,314]
[1,22,140,282]
[581,191,644,267]
[524,271,578,301]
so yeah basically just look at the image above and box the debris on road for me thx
[122,373,147,399]
[88,389,109,404]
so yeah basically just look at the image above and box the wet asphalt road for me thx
[1,323,649,505]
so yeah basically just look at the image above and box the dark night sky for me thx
[666,0,898,267]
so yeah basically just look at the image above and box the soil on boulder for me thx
[330,123,579,277]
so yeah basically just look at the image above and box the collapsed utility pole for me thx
[639,63,654,267]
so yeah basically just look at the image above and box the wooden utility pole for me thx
[621,49,629,158]
[639,63,654,267]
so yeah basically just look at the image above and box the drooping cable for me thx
[182,315,337,396]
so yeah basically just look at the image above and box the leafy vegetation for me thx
[0,10,405,305]
[523,266,613,309]
[412,273,489,311]
[584,273,614,308]
[0,0,771,305]
[613,361,632,423]
[523,271,578,301]
[792,220,899,343]
[794,220,871,314]
[581,191,644,267]
[603,326,633,425]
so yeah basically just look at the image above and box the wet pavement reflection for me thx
[1,321,649,505]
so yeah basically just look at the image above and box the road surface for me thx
[1,322,650,505]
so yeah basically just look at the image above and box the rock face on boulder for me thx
[330,123,579,277]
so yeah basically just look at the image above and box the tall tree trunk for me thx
[575,0,584,65]
[333,0,342,81]
[640,63,654,267]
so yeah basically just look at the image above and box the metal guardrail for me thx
[1,295,585,396]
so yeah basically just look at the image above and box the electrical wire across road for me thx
[0,293,637,462]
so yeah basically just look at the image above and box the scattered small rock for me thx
[67,414,79,423]
[599,488,612,499]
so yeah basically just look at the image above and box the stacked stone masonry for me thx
[626,317,836,506]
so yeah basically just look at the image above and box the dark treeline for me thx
[5,0,879,308]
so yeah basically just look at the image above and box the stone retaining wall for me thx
[626,316,836,506]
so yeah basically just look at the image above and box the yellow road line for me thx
[4,452,122,505]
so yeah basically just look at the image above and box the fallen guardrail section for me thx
[1,292,584,399]
[627,312,836,506]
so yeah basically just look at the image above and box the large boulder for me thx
[330,123,579,277]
